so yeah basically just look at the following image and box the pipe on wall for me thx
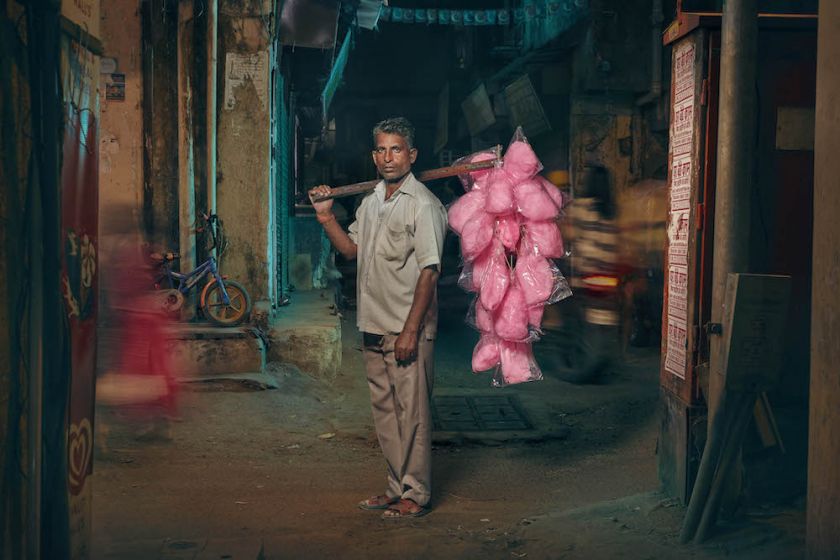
[637,0,664,107]
[709,0,758,413]
[206,0,218,224]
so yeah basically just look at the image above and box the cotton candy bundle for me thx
[460,211,494,261]
[515,252,554,307]
[479,249,510,311]
[499,340,536,385]
[485,168,516,215]
[467,246,491,292]
[528,304,545,328]
[448,189,487,235]
[494,282,529,341]
[524,221,564,258]
[447,128,569,387]
[472,334,500,372]
[537,176,565,211]
[496,214,520,251]
[515,179,559,222]
[475,300,495,333]
[504,140,541,181]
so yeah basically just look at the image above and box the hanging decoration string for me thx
[377,1,589,26]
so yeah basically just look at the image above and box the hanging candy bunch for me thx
[447,128,571,387]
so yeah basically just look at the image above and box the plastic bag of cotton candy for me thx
[446,127,572,387]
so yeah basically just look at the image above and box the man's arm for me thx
[309,185,358,260]
[394,265,439,363]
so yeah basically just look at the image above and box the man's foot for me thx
[357,494,399,510]
[382,498,429,519]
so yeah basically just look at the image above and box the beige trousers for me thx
[362,332,435,507]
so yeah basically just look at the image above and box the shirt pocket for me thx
[378,221,411,262]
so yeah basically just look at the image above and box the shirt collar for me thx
[374,172,418,202]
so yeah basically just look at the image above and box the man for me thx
[309,117,447,519]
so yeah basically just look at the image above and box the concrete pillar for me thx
[217,1,273,305]
[140,0,179,251]
[807,1,840,556]
[99,0,144,326]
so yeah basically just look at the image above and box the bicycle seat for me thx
[149,252,181,262]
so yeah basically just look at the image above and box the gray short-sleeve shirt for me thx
[347,173,448,338]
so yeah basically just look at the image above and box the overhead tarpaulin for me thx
[280,0,339,49]
[321,30,352,120]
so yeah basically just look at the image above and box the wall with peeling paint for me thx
[97,0,144,332]
[216,1,273,303]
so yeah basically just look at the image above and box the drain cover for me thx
[432,395,533,432]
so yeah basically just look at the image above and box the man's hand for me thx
[394,329,419,365]
[308,185,334,216]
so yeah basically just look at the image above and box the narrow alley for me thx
[88,287,801,559]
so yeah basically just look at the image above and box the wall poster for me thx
[664,39,696,379]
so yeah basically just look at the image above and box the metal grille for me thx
[272,66,292,301]
[432,395,533,432]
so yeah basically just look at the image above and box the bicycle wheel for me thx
[202,280,251,326]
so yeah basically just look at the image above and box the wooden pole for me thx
[308,147,502,203]
[680,389,733,543]
[808,0,840,554]
[694,392,756,543]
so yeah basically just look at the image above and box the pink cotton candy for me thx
[468,245,492,292]
[485,168,515,214]
[515,252,554,306]
[494,282,529,341]
[537,176,565,210]
[524,221,564,258]
[448,190,487,235]
[475,300,495,333]
[528,304,545,328]
[479,249,510,311]
[496,214,521,251]
[504,140,541,181]
[472,334,500,372]
[499,340,534,384]
[515,179,559,222]
[460,211,494,261]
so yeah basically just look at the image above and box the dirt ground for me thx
[91,294,805,560]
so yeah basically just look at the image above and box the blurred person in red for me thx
[97,213,179,441]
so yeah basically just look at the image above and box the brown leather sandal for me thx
[382,498,429,519]
[358,494,399,510]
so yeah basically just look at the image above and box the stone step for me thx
[163,324,266,378]
[267,290,342,381]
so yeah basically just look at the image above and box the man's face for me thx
[372,132,417,184]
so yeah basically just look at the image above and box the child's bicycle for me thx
[151,213,251,327]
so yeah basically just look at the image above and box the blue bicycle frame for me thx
[157,256,231,305]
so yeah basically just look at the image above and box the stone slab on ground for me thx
[267,289,341,381]
[164,324,266,378]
